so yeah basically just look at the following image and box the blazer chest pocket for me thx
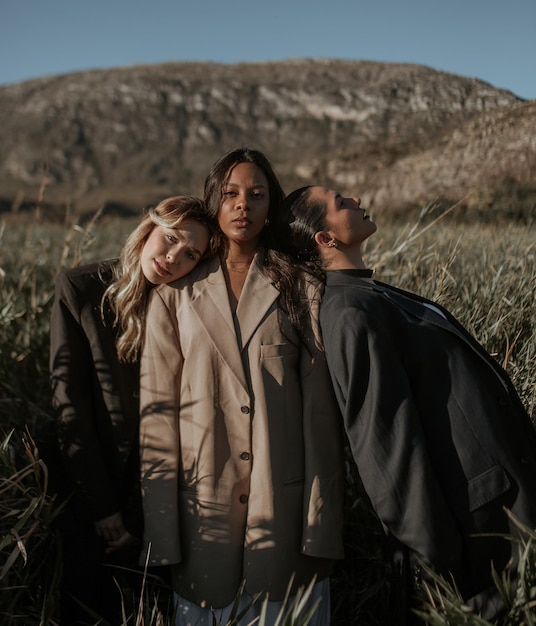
[260,343,299,386]
[467,465,511,512]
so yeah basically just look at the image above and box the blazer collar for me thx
[325,270,512,384]
[235,252,280,349]
[189,252,280,391]
[325,271,455,332]
[381,287,455,332]
[325,270,377,291]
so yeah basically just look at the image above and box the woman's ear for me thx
[314,231,336,249]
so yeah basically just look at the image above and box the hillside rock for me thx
[368,100,536,212]
[0,58,531,215]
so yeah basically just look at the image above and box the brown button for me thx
[240,452,250,461]
[239,494,249,504]
[241,406,250,414]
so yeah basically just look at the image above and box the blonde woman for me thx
[49,195,215,625]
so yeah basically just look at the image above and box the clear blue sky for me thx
[2,0,535,100]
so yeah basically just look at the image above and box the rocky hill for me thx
[0,58,534,217]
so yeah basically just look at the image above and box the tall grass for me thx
[0,429,63,625]
[413,512,536,625]
[1,201,535,624]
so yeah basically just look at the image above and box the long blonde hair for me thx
[103,195,216,363]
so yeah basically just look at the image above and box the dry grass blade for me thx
[0,429,63,624]
[374,195,468,267]
[413,511,536,625]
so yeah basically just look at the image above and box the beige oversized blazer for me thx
[140,252,344,608]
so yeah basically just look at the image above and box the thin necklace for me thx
[227,262,250,273]
[225,256,254,273]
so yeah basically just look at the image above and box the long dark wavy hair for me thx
[275,186,327,282]
[203,147,316,345]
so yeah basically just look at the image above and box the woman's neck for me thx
[224,239,259,263]
[221,241,259,314]
[222,250,256,273]
[325,246,368,271]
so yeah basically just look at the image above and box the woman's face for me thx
[311,186,377,247]
[217,162,270,249]
[140,219,209,285]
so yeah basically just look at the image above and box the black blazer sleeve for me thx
[323,301,465,579]
[49,267,123,523]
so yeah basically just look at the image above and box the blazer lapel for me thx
[189,258,249,393]
[328,273,512,385]
[188,253,280,390]
[381,288,454,332]
[235,252,280,351]
[379,281,515,388]
[331,274,466,337]
[378,282,506,370]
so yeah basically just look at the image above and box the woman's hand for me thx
[93,512,138,553]
[94,511,125,542]
[105,530,138,554]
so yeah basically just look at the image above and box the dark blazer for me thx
[320,271,536,608]
[49,261,141,530]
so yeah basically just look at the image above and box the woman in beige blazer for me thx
[140,148,345,625]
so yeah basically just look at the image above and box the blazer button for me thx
[239,494,249,504]
[241,406,250,414]
[240,452,250,461]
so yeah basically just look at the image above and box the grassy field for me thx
[1,201,535,624]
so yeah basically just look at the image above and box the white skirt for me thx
[174,578,330,626]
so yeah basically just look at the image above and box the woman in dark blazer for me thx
[49,196,214,624]
[276,185,536,622]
